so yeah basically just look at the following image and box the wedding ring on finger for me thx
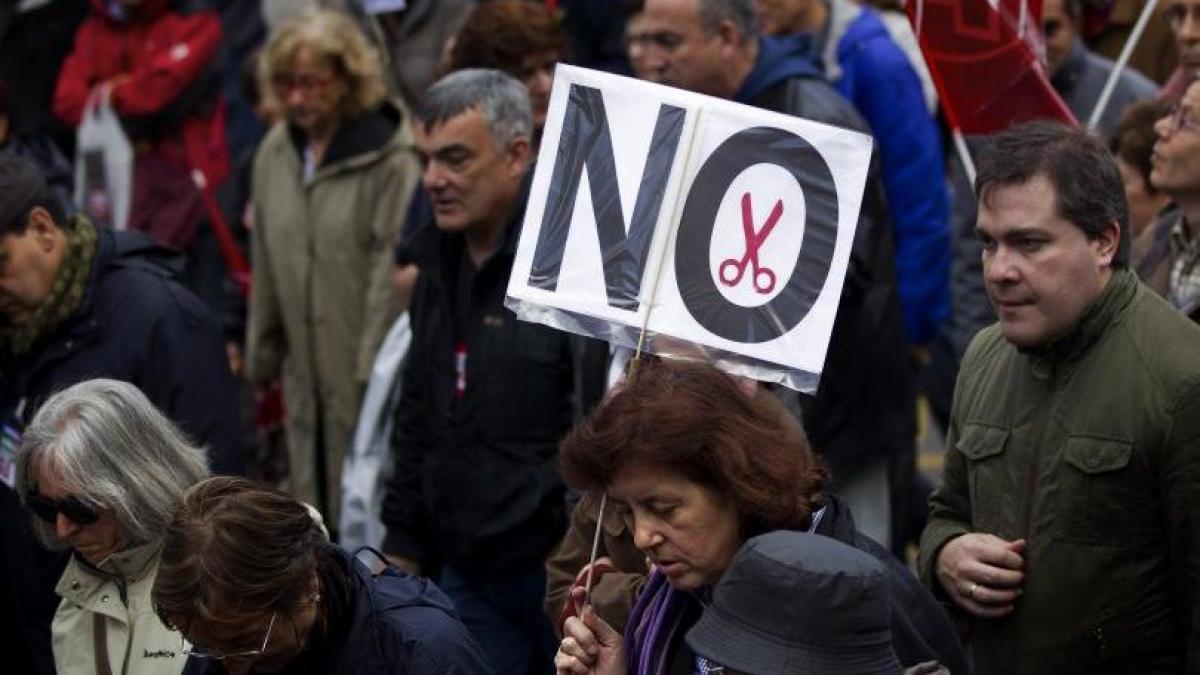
[969,582,980,600]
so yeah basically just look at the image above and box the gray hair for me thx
[417,68,533,147]
[698,0,758,35]
[15,379,211,550]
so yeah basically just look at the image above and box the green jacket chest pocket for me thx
[1058,436,1138,545]
[958,423,1016,537]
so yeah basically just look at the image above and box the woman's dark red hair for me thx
[560,358,826,535]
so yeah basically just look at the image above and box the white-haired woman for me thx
[16,379,210,675]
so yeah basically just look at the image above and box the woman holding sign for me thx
[552,358,965,675]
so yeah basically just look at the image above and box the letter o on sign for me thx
[675,126,838,343]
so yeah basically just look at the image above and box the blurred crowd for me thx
[2,0,1200,674]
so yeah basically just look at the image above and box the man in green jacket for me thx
[919,121,1200,674]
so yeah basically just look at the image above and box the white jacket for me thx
[53,542,187,675]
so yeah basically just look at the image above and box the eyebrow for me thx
[974,226,1048,239]
[427,143,473,159]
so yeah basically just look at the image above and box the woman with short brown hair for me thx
[561,358,825,541]
[552,358,966,675]
[152,477,488,675]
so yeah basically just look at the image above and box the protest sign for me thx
[505,65,873,392]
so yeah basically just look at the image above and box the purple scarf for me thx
[625,570,696,675]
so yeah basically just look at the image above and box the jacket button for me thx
[64,341,74,350]
[70,581,81,591]
[100,595,109,603]
[1086,455,1101,469]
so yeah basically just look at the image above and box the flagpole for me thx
[953,129,977,193]
[1088,0,1161,131]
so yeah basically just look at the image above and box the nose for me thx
[984,246,1021,286]
[55,512,78,539]
[629,515,662,551]
[286,86,306,109]
[1155,114,1174,140]
[1182,10,1200,40]
[422,161,446,192]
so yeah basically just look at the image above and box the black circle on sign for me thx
[675,126,839,344]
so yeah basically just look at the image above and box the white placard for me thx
[506,65,873,392]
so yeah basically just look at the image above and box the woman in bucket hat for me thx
[686,531,948,675]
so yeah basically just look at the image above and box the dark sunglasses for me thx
[24,494,100,526]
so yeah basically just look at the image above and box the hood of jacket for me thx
[287,100,408,177]
[733,35,825,104]
[73,225,184,322]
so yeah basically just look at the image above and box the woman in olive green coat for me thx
[247,11,419,523]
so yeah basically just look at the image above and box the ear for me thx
[26,207,60,252]
[715,18,744,53]
[506,135,532,177]
[1093,220,1121,267]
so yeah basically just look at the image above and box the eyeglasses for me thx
[1167,102,1200,133]
[271,73,333,95]
[183,611,276,661]
[24,494,100,526]
[1167,2,1200,29]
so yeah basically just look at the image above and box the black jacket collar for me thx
[287,102,402,170]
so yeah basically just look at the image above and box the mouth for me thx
[993,298,1033,315]
[652,559,687,577]
[431,196,461,212]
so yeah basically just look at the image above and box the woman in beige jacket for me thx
[15,379,210,675]
[247,11,418,524]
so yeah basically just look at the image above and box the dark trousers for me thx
[0,485,66,675]
[440,563,557,675]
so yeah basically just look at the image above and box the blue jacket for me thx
[185,546,491,675]
[813,4,951,344]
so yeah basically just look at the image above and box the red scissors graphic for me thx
[719,192,783,294]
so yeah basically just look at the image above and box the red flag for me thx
[907,0,1077,134]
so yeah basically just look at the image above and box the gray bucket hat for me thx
[685,531,903,675]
